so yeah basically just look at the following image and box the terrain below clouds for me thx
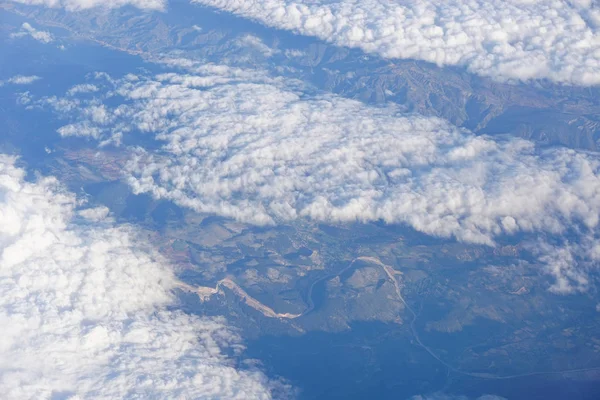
[5,1,600,151]
[25,65,600,294]
[2,2,600,399]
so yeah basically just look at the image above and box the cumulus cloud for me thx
[10,23,53,43]
[8,0,164,10]
[0,75,41,87]
[66,83,100,96]
[7,75,41,84]
[78,205,111,221]
[533,236,600,293]
[0,155,281,399]
[27,69,600,292]
[192,0,600,85]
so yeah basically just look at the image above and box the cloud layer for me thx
[0,154,278,399]
[191,0,600,85]
[30,65,600,292]
[11,0,600,84]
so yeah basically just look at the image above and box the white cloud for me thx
[27,68,600,292]
[236,35,280,58]
[10,23,53,44]
[8,75,41,84]
[192,0,600,85]
[8,0,600,85]
[66,84,100,96]
[0,75,41,87]
[0,155,281,399]
[8,0,164,10]
[78,205,111,221]
[533,237,600,294]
